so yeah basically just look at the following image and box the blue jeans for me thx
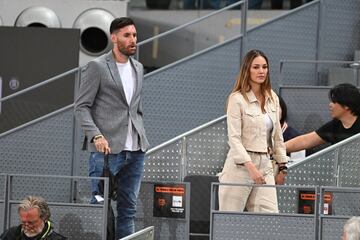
[88,151,145,239]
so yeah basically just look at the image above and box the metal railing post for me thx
[240,0,248,62]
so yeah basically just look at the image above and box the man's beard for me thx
[22,224,44,237]
[118,45,136,57]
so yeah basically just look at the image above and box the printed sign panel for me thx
[153,183,186,219]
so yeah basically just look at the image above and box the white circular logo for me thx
[9,78,20,90]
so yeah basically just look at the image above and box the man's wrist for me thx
[93,135,104,142]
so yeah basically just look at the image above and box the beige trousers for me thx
[218,152,278,213]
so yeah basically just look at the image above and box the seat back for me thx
[184,175,219,238]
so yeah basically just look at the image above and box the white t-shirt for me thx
[116,60,139,151]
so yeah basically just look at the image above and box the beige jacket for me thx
[225,90,288,165]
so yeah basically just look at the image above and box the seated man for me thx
[0,196,67,240]
[286,83,360,153]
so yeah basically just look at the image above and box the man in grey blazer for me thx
[74,17,149,239]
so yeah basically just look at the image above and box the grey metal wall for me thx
[0,106,74,177]
[0,174,5,233]
[143,40,240,147]
[246,2,319,90]
[318,0,360,61]
[279,86,332,134]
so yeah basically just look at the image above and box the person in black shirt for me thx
[286,83,360,153]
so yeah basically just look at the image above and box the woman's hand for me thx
[244,162,266,184]
[275,171,286,185]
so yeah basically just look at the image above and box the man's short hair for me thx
[110,17,135,34]
[343,216,360,240]
[329,83,360,116]
[18,196,51,221]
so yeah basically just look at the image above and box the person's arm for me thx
[227,94,265,184]
[74,61,110,153]
[285,131,326,153]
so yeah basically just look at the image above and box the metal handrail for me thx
[288,132,360,169]
[0,104,74,138]
[137,1,245,47]
[146,115,226,155]
[280,59,358,72]
[136,0,246,60]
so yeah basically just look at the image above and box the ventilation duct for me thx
[73,9,114,56]
[0,0,128,65]
[15,6,61,28]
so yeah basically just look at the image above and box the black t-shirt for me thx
[315,117,360,144]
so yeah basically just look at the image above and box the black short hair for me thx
[110,17,135,34]
[278,96,287,125]
[329,83,360,116]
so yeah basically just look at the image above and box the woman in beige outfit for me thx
[218,49,288,213]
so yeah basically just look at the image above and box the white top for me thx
[116,60,139,151]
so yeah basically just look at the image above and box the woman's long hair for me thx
[228,49,273,112]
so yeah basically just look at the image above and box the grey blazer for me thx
[74,51,149,153]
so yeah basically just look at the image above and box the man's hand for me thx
[94,137,111,154]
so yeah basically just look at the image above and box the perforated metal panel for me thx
[246,3,319,91]
[211,213,315,240]
[319,0,360,61]
[0,201,4,233]
[286,134,360,190]
[9,175,72,202]
[279,86,331,134]
[0,174,5,233]
[338,139,360,187]
[320,187,360,216]
[277,188,303,214]
[143,39,240,147]
[9,203,105,240]
[281,62,356,86]
[0,107,74,176]
[320,217,348,240]
[287,150,337,187]
[331,192,360,216]
[281,62,317,86]
[144,140,183,181]
[135,182,190,240]
[74,128,91,178]
[186,120,227,176]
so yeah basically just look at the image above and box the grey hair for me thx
[18,196,51,221]
[343,217,360,240]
